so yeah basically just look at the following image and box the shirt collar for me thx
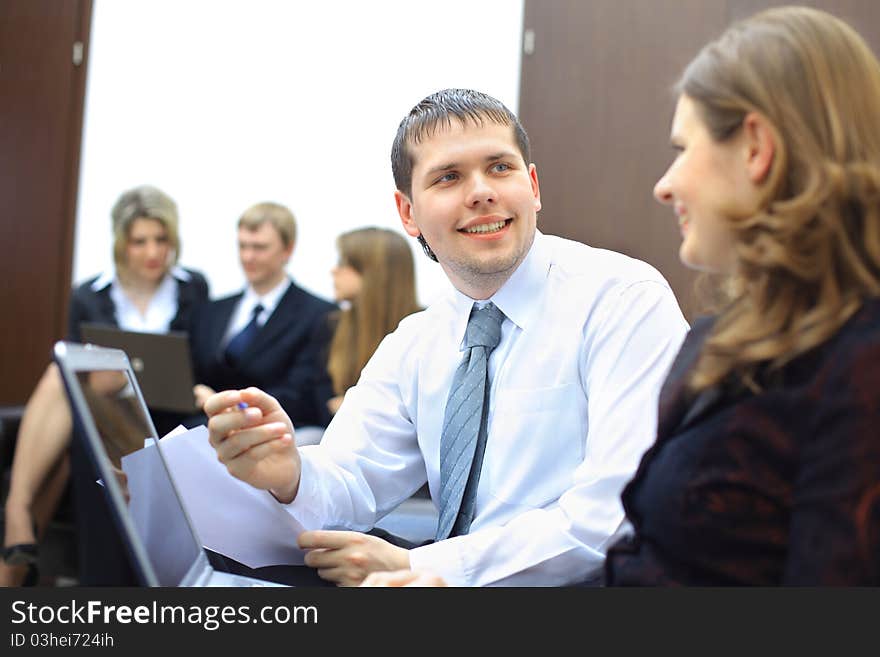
[90,270,114,291]
[242,276,291,315]
[90,265,190,291]
[170,265,191,282]
[448,230,550,343]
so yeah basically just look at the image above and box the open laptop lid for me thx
[78,324,197,414]
[54,341,214,586]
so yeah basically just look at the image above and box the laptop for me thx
[53,341,285,587]
[78,324,198,414]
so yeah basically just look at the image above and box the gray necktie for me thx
[436,302,506,540]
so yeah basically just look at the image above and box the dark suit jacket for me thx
[605,298,880,585]
[65,267,209,585]
[66,267,209,435]
[190,281,336,428]
[67,268,209,342]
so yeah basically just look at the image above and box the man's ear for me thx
[529,163,542,213]
[743,112,776,184]
[395,190,421,238]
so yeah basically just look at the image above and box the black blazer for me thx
[67,268,209,341]
[65,267,208,585]
[189,281,336,428]
[605,300,880,585]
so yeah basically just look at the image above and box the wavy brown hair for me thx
[679,6,880,392]
[327,227,421,395]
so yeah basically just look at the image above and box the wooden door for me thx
[519,0,880,320]
[0,0,92,404]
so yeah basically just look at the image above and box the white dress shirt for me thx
[286,232,689,586]
[94,266,191,333]
[222,277,292,345]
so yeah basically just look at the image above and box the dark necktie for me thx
[224,303,263,366]
[436,302,506,540]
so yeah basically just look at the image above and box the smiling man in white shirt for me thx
[204,89,689,586]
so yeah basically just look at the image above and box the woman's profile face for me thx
[331,256,363,302]
[653,95,749,274]
[124,217,171,284]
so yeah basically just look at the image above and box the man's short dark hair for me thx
[391,88,531,200]
[391,89,531,262]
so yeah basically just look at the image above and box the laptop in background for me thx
[53,341,284,587]
[78,324,197,414]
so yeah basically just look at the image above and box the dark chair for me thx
[0,405,78,585]
[373,496,439,547]
[0,406,25,500]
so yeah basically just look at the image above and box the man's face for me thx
[395,120,541,298]
[237,222,292,291]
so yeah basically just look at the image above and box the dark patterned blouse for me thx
[605,298,880,585]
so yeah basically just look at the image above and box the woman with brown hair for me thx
[321,227,421,419]
[603,5,880,585]
[365,5,880,586]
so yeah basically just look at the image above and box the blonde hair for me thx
[111,185,180,270]
[237,202,297,248]
[327,228,420,394]
[679,6,880,392]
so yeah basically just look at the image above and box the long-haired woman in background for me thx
[320,227,421,420]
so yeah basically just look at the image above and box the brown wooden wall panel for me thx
[728,0,880,34]
[0,0,91,404]
[520,0,880,320]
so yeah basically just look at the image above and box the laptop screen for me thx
[58,344,205,586]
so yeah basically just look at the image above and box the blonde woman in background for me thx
[1,185,208,586]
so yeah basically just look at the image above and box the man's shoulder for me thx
[193,292,239,327]
[207,290,243,307]
[356,306,441,379]
[543,234,664,279]
[542,234,672,291]
[371,304,439,354]
[281,282,336,314]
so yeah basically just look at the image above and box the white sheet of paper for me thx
[121,436,199,578]
[124,424,305,568]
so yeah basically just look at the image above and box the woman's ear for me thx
[743,112,776,184]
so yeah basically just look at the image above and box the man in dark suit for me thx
[189,202,335,429]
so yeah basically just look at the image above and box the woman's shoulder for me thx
[805,297,880,377]
[772,298,880,447]
[172,266,210,298]
[837,296,880,346]
[70,273,110,302]
[172,266,207,284]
